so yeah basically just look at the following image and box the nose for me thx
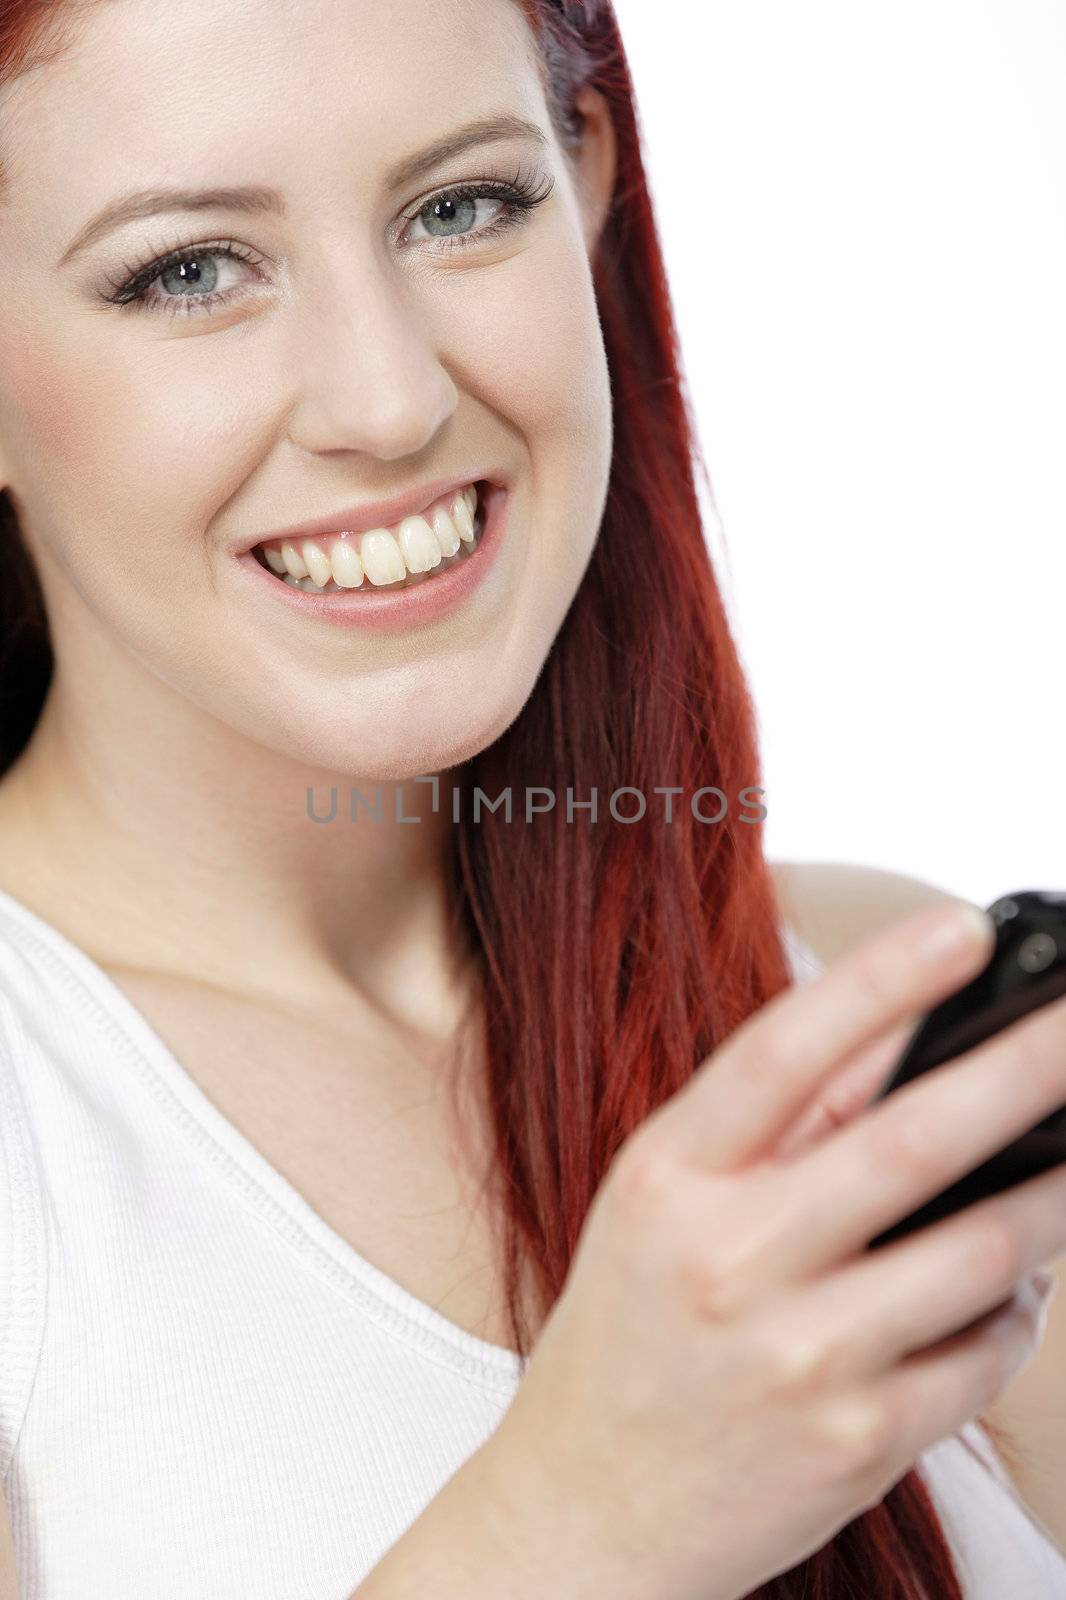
[283,249,459,462]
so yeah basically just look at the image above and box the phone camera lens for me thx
[990,898,1020,924]
[1017,932,1058,974]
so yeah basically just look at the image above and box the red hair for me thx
[0,2,1024,1596]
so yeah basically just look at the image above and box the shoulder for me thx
[768,859,972,967]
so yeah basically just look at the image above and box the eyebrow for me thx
[57,112,551,268]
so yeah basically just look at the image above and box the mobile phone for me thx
[865,890,1066,1252]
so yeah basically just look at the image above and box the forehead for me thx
[0,0,546,231]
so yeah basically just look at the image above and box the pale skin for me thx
[348,900,1066,1600]
[0,0,616,1579]
[0,0,1063,1591]
[0,0,619,1355]
[777,862,1066,1558]
[0,0,617,1057]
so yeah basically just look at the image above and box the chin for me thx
[246,693,529,785]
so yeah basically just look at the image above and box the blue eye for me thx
[103,239,266,318]
[103,167,556,319]
[402,172,555,250]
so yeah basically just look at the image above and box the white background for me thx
[612,0,1065,905]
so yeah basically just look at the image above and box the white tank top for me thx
[0,886,1063,1598]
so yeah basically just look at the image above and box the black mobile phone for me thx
[865,890,1066,1252]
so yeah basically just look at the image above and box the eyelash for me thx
[101,165,556,318]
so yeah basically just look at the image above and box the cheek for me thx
[0,316,261,577]
[0,314,109,482]
[444,243,613,612]
[447,242,611,486]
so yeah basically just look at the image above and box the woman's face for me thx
[0,0,616,782]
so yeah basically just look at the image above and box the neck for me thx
[0,671,477,1045]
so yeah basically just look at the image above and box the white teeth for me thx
[451,491,476,544]
[281,540,308,578]
[259,481,488,593]
[302,540,333,588]
[396,514,443,574]
[330,537,364,587]
[430,503,461,557]
[360,528,407,586]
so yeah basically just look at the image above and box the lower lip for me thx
[233,481,509,632]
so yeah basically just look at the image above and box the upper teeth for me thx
[256,483,480,588]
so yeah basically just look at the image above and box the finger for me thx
[873,1275,1052,1478]
[655,902,995,1172]
[771,1018,918,1162]
[769,988,1066,1282]
[773,1159,1066,1387]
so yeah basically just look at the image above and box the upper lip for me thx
[234,473,502,554]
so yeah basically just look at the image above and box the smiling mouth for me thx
[250,481,487,593]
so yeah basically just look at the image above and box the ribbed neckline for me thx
[0,885,527,1394]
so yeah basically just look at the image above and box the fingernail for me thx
[916,905,993,961]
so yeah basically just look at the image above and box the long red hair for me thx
[0,1,1023,1596]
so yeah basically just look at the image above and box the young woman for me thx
[0,1,1064,1595]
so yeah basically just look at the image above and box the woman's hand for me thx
[483,903,1066,1600]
